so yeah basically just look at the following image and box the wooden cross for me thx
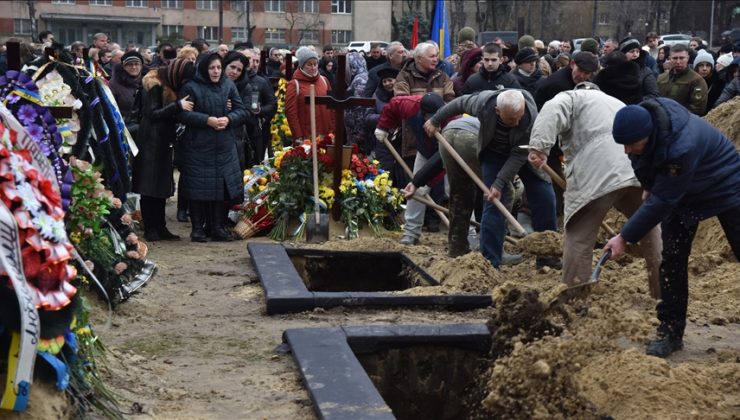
[304,53,375,220]
[259,50,293,82]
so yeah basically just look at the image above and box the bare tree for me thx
[449,0,467,45]
[284,2,322,46]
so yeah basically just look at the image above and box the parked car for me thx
[346,41,388,54]
[659,34,692,46]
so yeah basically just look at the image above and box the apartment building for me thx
[0,0,392,48]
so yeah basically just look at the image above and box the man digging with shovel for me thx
[424,89,560,269]
[605,98,740,358]
[527,83,662,298]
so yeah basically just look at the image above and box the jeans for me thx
[402,152,431,239]
[480,150,557,268]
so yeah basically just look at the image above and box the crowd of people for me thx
[6,26,739,358]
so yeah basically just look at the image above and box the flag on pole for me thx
[430,0,450,59]
[411,16,419,48]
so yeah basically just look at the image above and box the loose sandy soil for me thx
[6,98,740,420]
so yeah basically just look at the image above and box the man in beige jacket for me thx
[527,83,662,298]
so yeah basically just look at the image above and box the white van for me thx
[345,41,388,54]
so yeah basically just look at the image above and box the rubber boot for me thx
[210,201,233,242]
[189,200,208,242]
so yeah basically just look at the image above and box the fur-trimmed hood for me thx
[142,69,177,104]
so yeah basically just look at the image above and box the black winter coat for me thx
[178,57,248,202]
[108,63,141,121]
[463,66,520,94]
[132,71,182,198]
[511,66,543,95]
[634,51,660,100]
[534,67,576,110]
[594,60,643,104]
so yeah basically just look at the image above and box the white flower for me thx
[33,212,56,239]
[51,218,68,242]
[8,154,28,182]
[15,182,41,212]
[365,179,374,188]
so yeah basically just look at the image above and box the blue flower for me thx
[26,124,44,141]
[7,94,20,104]
[18,104,38,125]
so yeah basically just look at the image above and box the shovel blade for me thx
[306,212,330,243]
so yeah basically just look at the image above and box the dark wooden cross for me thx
[259,50,293,82]
[304,54,376,220]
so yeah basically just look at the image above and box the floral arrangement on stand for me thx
[240,134,404,241]
[269,78,291,153]
[0,120,120,415]
[66,157,152,303]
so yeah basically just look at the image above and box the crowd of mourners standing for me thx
[9,26,740,359]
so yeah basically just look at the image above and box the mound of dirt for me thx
[704,97,740,149]
[514,230,563,257]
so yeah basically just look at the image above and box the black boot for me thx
[646,335,683,358]
[210,201,233,242]
[189,200,208,242]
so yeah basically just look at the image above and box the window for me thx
[331,30,351,45]
[196,0,217,10]
[162,25,183,37]
[299,0,318,13]
[51,0,75,4]
[89,0,112,5]
[598,13,609,25]
[13,19,31,35]
[331,0,351,14]
[198,26,219,41]
[231,27,247,41]
[300,30,319,44]
[264,28,285,44]
[125,0,148,7]
[161,0,182,8]
[231,1,247,12]
[265,0,284,12]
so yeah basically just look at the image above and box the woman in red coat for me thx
[285,47,335,144]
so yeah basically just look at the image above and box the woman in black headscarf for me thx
[133,58,195,241]
[178,53,247,242]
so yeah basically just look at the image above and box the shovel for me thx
[433,132,528,236]
[306,84,329,243]
[520,146,617,237]
[547,249,611,310]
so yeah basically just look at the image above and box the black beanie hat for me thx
[420,93,445,116]
[514,47,538,65]
[619,37,641,54]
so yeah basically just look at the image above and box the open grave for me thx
[248,243,493,314]
[282,323,491,420]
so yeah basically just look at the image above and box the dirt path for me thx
[91,205,488,419]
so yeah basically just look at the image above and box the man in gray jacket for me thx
[424,89,558,269]
[528,84,662,297]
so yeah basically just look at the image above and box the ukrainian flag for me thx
[430,0,450,59]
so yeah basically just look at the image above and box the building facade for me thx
[0,0,392,48]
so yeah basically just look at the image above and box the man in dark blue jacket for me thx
[605,98,740,358]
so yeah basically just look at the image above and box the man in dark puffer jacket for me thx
[605,98,740,358]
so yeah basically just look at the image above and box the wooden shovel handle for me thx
[378,136,450,228]
[433,132,527,235]
[541,163,617,236]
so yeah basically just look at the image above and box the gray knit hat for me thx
[518,35,535,50]
[295,46,319,69]
[693,49,714,69]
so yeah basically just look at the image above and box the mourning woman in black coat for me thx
[178,53,247,242]
[132,58,195,241]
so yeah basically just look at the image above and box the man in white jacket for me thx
[527,83,662,298]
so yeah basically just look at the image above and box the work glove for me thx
[374,128,389,142]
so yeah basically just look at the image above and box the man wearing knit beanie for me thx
[606,98,740,358]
